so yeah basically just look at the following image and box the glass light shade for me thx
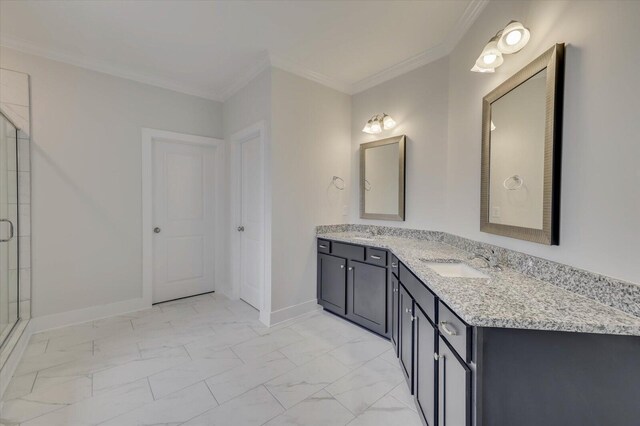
[470,64,495,73]
[497,21,530,54]
[476,37,503,69]
[490,120,496,131]
[362,120,373,133]
[370,119,382,134]
[382,114,396,129]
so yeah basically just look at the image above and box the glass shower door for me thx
[0,112,19,347]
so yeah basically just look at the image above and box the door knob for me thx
[237,226,245,232]
[153,227,161,234]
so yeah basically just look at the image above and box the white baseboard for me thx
[0,319,33,400]
[268,299,320,326]
[30,297,151,334]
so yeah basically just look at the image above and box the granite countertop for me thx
[318,231,640,337]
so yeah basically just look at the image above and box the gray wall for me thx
[0,47,223,317]
[270,68,351,314]
[351,0,640,285]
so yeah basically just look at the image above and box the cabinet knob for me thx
[405,308,411,314]
[434,353,444,361]
[340,265,344,269]
[153,227,161,234]
[391,262,397,268]
[410,315,416,322]
[348,267,353,271]
[237,226,245,232]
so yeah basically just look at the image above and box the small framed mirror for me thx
[360,135,406,221]
[481,43,565,245]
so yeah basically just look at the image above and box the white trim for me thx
[220,55,271,102]
[2,0,487,101]
[29,297,148,333]
[228,121,272,326]
[0,320,32,400]
[268,55,351,94]
[269,299,321,327]
[0,35,222,101]
[350,0,489,94]
[141,128,225,306]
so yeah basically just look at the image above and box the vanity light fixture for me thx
[471,20,530,73]
[362,113,396,134]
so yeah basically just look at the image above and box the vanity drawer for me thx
[390,255,400,277]
[317,239,331,254]
[399,264,436,323]
[438,301,471,363]
[332,242,365,261]
[366,248,387,267]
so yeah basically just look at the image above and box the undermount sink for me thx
[423,261,489,279]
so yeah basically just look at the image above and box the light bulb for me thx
[483,54,497,65]
[370,120,382,134]
[505,30,522,46]
[497,21,530,54]
[475,37,503,70]
[382,114,396,129]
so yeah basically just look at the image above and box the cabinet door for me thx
[347,260,387,335]
[399,285,414,392]
[391,276,399,355]
[438,337,471,426]
[318,254,347,315]
[415,306,437,426]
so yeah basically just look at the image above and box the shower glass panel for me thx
[0,111,19,348]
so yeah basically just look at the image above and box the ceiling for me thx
[0,0,487,101]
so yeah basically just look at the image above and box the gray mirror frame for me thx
[360,135,406,221]
[481,43,565,245]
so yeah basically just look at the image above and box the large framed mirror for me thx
[360,135,406,221]
[481,43,565,245]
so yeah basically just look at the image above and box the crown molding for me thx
[0,0,488,103]
[350,0,489,94]
[0,34,223,102]
[219,54,271,102]
[268,54,352,94]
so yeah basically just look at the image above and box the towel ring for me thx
[503,175,524,190]
[331,176,345,190]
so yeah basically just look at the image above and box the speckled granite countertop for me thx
[318,232,640,337]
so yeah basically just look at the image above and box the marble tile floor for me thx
[0,293,420,425]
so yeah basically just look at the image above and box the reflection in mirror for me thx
[360,135,405,221]
[481,43,564,245]
[489,69,547,229]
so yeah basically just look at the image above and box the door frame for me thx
[142,128,224,306]
[229,121,271,326]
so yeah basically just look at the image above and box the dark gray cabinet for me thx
[347,260,387,335]
[437,336,471,426]
[399,285,414,392]
[391,275,399,355]
[415,305,438,426]
[317,253,347,315]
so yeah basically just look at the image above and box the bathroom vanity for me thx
[317,230,640,426]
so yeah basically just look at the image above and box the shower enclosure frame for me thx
[0,109,21,351]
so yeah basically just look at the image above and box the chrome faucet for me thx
[470,248,502,270]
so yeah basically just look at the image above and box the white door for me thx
[153,140,216,303]
[238,136,264,309]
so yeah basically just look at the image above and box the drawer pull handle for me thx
[319,244,328,249]
[410,315,416,322]
[391,262,397,268]
[370,255,382,260]
[405,308,411,314]
[440,321,458,336]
